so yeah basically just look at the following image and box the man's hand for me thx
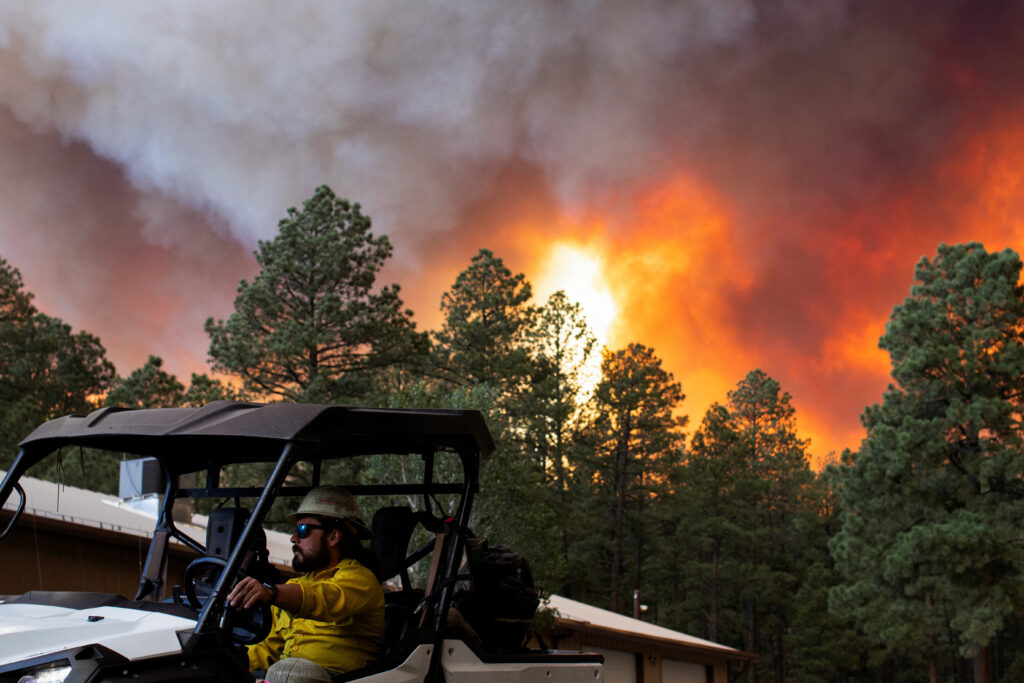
[228,577,274,610]
[227,577,302,613]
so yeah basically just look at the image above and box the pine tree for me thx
[427,249,561,585]
[831,243,1024,683]
[106,356,239,409]
[521,290,597,480]
[205,185,427,403]
[105,356,185,408]
[518,290,599,592]
[591,343,685,612]
[668,371,820,682]
[671,403,749,643]
[182,373,241,406]
[729,370,814,681]
[0,257,115,488]
[0,259,114,467]
[431,248,535,395]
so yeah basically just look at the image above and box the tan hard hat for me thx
[286,486,372,540]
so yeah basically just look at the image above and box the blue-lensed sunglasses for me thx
[294,522,327,539]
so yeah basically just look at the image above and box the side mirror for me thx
[0,482,25,540]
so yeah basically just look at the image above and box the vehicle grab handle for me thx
[0,482,25,540]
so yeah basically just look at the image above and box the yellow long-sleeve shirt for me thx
[248,558,385,674]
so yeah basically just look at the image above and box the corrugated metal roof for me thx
[0,471,294,567]
[546,594,743,655]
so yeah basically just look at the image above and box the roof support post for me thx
[194,441,298,636]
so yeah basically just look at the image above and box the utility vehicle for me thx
[0,401,603,682]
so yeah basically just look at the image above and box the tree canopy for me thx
[432,248,535,392]
[105,355,239,409]
[105,355,185,409]
[664,370,824,681]
[205,185,427,403]
[831,243,1024,682]
[0,258,114,468]
[590,343,685,612]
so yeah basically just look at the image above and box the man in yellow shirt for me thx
[228,487,385,683]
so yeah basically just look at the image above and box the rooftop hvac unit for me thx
[119,457,165,499]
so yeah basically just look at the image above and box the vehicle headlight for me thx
[14,661,72,683]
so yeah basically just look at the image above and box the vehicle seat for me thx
[206,506,250,561]
[190,506,279,603]
[370,506,419,591]
[369,506,438,657]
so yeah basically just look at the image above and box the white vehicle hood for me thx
[0,602,197,666]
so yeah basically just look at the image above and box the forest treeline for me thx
[3,185,1024,682]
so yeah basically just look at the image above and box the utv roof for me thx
[17,400,495,474]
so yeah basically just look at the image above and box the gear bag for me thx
[451,538,540,651]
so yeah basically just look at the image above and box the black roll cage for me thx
[0,401,493,644]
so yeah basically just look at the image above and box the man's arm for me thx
[228,577,302,613]
[293,564,383,623]
[228,563,382,622]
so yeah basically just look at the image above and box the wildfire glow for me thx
[535,243,618,348]
[533,242,618,400]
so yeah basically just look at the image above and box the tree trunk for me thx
[746,599,757,683]
[927,592,938,683]
[881,658,894,683]
[973,644,990,683]
[773,625,786,683]
[708,538,720,641]
[609,454,624,612]
[609,419,631,613]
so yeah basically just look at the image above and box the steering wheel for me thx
[183,556,273,645]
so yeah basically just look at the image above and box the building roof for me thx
[0,471,294,567]
[547,594,750,659]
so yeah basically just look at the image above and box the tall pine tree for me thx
[671,370,818,682]
[205,185,427,403]
[831,243,1024,683]
[428,249,561,584]
[590,343,685,612]
[431,248,535,395]
[520,290,599,593]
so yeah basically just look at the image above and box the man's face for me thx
[291,516,333,573]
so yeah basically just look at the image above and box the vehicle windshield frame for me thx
[0,401,491,640]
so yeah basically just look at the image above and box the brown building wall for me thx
[0,512,197,599]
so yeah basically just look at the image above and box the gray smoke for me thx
[0,1,857,247]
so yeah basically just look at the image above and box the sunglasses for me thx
[293,523,328,539]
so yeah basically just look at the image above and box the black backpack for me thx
[451,538,540,652]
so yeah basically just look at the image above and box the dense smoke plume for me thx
[2,0,1023,458]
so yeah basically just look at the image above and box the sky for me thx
[3,1,1024,463]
